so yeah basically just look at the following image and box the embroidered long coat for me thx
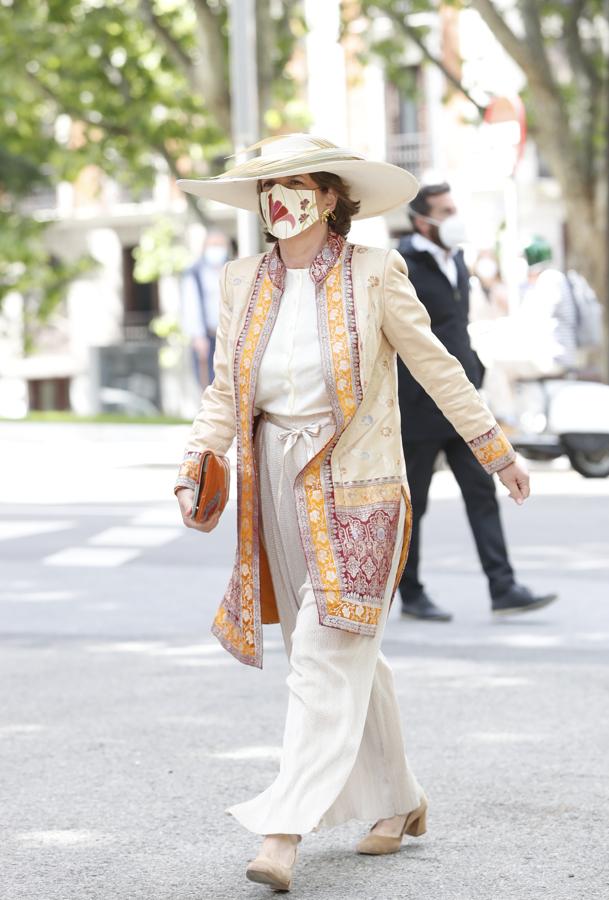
[176,234,515,668]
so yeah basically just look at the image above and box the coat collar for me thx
[400,234,465,268]
[267,231,345,290]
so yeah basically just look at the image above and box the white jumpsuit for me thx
[227,267,424,835]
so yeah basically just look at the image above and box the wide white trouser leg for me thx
[227,418,424,835]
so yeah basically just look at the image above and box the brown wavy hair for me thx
[258,171,360,243]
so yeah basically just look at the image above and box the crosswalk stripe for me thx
[0,521,73,541]
[42,547,140,568]
[88,526,182,547]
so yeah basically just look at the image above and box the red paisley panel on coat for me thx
[334,503,401,602]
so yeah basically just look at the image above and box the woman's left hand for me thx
[497,457,530,505]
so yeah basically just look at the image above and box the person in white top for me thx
[173,134,531,893]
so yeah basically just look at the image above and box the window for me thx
[122,245,159,341]
[28,378,71,411]
[385,69,429,176]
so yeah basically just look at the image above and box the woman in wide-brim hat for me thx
[174,134,529,891]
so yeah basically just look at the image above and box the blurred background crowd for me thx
[0,1,607,468]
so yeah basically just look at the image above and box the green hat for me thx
[524,236,553,267]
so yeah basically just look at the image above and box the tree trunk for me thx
[471,0,607,321]
[191,1,232,135]
[256,0,273,138]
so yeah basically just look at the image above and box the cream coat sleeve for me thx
[175,261,236,493]
[381,249,516,474]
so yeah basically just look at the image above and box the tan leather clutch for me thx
[190,451,230,525]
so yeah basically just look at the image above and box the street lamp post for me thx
[229,0,260,258]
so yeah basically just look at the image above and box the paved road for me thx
[1,424,608,899]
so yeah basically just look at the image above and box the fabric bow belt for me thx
[261,412,333,508]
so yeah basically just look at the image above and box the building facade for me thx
[0,2,566,419]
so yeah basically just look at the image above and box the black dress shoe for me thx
[492,584,558,616]
[401,592,453,622]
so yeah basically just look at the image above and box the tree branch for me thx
[139,0,231,136]
[564,0,596,82]
[518,0,558,92]
[470,0,541,83]
[191,0,232,135]
[25,71,131,138]
[26,69,207,224]
[157,143,207,225]
[138,0,194,77]
[382,7,487,115]
[562,1,602,176]
[471,0,582,175]
[256,0,273,136]
[564,0,600,90]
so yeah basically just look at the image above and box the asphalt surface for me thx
[1,423,608,899]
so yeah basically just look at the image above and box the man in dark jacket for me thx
[397,183,557,621]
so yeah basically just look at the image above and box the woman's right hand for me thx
[176,488,221,533]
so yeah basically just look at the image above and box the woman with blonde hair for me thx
[174,134,529,892]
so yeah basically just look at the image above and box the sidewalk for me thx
[0,421,237,505]
[1,425,608,898]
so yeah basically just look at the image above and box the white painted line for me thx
[210,746,282,761]
[0,590,78,603]
[486,634,564,649]
[42,547,140,567]
[464,732,547,744]
[85,640,167,654]
[171,658,234,667]
[88,526,182,547]
[15,830,112,846]
[0,724,45,736]
[0,520,73,541]
[158,644,224,657]
[130,508,183,527]
[576,632,609,643]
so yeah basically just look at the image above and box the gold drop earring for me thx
[321,208,335,224]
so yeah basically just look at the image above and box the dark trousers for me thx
[400,436,515,603]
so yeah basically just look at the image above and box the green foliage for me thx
[352,0,608,166]
[0,0,305,344]
[350,0,609,319]
[0,207,96,353]
[356,0,434,67]
[353,1,485,114]
[133,217,191,282]
[0,0,224,190]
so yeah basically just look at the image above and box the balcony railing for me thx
[123,311,161,344]
[18,186,58,214]
[385,132,430,178]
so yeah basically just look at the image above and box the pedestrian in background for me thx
[469,249,510,322]
[180,229,231,387]
[396,183,557,622]
[519,237,579,374]
[470,236,602,427]
[174,137,531,893]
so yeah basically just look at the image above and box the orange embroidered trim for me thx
[333,481,402,507]
[174,450,203,494]
[468,425,516,474]
[298,253,358,608]
[178,458,201,482]
[211,265,277,668]
[296,244,387,631]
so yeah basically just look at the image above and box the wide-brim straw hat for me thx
[177,133,419,220]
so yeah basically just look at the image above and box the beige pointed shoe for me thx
[246,841,299,892]
[356,794,428,855]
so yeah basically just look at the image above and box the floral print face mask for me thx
[259,183,320,239]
